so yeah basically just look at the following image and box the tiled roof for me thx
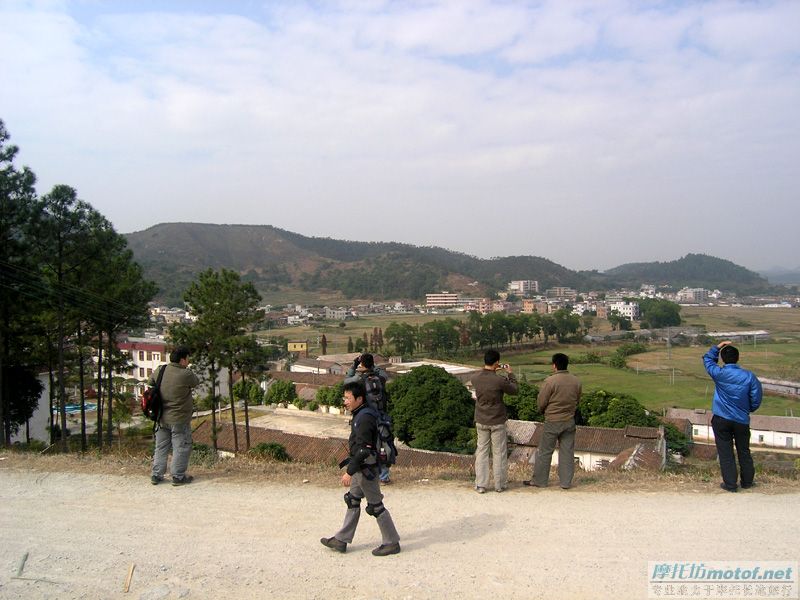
[666,407,800,434]
[529,424,662,455]
[267,371,342,386]
[660,417,692,435]
[690,443,718,460]
[506,419,538,445]
[609,444,664,471]
[193,421,474,470]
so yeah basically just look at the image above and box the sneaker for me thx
[150,475,163,486]
[172,475,194,487]
[522,480,544,488]
[372,543,401,556]
[741,482,756,489]
[475,486,486,494]
[495,486,507,493]
[320,537,347,553]
[720,483,737,493]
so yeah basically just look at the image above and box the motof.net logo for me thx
[648,561,797,599]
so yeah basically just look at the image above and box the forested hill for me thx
[124,223,770,304]
[604,253,769,292]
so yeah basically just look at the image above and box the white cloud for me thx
[0,0,798,271]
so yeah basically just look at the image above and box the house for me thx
[506,420,666,472]
[116,337,169,396]
[666,407,800,449]
[291,357,341,375]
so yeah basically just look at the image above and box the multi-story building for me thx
[607,301,640,321]
[507,280,539,296]
[545,287,578,300]
[425,292,459,308]
[116,337,169,395]
[676,288,709,303]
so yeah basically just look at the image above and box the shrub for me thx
[250,442,291,462]
[306,401,319,412]
[190,442,215,466]
[609,352,627,369]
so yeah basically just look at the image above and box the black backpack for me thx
[354,405,398,467]
[363,372,389,413]
[141,364,166,422]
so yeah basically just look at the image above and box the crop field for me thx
[255,305,800,417]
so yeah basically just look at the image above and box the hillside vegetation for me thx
[125,223,773,303]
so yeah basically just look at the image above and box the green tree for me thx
[171,268,263,453]
[418,318,460,356]
[551,308,581,342]
[639,298,682,329]
[387,365,474,453]
[385,321,416,356]
[265,379,297,406]
[315,381,344,408]
[505,380,542,421]
[590,397,651,428]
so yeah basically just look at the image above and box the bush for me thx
[292,397,306,410]
[190,442,215,466]
[617,342,647,357]
[609,352,627,369]
[306,401,319,412]
[572,352,602,364]
[505,381,543,422]
[250,442,291,462]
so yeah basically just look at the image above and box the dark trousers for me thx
[712,414,754,491]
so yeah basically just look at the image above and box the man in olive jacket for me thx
[149,346,200,486]
[471,349,518,493]
[525,353,582,489]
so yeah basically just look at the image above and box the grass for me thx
[3,447,797,493]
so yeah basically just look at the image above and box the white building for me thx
[608,301,641,321]
[507,280,540,296]
[666,408,800,449]
[676,287,709,303]
[425,292,459,308]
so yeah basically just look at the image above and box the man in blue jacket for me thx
[703,341,762,492]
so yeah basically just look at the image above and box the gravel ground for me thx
[1,458,798,600]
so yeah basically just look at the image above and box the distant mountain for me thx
[124,224,773,303]
[604,253,770,293]
[760,267,800,286]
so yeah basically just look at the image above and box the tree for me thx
[418,319,460,356]
[171,268,263,453]
[265,380,297,406]
[315,382,344,408]
[347,336,354,353]
[505,381,542,421]
[551,308,581,342]
[639,298,682,329]
[385,322,416,356]
[387,365,474,453]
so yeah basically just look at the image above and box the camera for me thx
[499,363,510,369]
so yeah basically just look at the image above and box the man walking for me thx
[703,341,762,492]
[471,349,518,493]
[150,346,200,486]
[321,380,401,556]
[345,353,393,483]
[525,353,581,489]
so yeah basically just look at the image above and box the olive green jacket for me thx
[149,362,200,425]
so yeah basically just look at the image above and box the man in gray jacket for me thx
[149,346,200,486]
[525,353,582,489]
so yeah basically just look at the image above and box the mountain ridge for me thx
[124,223,772,304]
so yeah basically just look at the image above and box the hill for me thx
[604,253,770,294]
[124,224,772,304]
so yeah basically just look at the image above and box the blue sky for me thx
[1,0,798,271]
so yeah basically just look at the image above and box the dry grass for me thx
[2,447,798,494]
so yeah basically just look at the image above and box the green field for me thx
[256,305,800,417]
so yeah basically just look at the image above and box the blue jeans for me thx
[152,422,192,480]
[379,465,391,482]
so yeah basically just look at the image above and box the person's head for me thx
[552,353,569,371]
[342,380,366,411]
[170,346,190,364]
[359,353,375,370]
[484,349,500,367]
[720,345,739,364]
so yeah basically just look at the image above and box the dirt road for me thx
[1,465,797,600]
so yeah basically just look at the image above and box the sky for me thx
[1,0,799,272]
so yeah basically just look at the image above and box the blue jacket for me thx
[703,346,762,425]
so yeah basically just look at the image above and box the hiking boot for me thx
[172,475,194,487]
[150,475,163,486]
[320,537,347,553]
[372,543,401,556]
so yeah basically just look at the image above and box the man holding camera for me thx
[471,349,518,493]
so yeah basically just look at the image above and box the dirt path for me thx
[1,464,798,600]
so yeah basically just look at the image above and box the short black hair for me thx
[170,346,190,363]
[552,353,569,370]
[343,379,365,400]
[484,349,500,365]
[360,353,375,369]
[720,345,739,364]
